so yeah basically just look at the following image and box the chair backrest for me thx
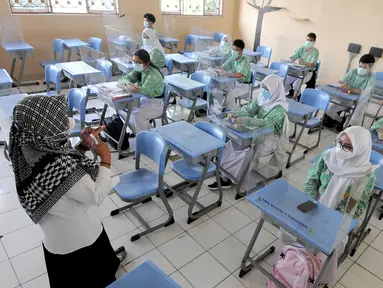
[376,72,383,82]
[370,150,383,165]
[165,55,173,75]
[68,88,87,128]
[300,88,330,112]
[269,62,281,71]
[213,32,225,43]
[190,71,212,94]
[45,64,62,94]
[184,34,198,51]
[256,45,272,65]
[194,121,226,160]
[52,38,64,61]
[136,131,168,176]
[96,59,113,82]
[88,37,102,52]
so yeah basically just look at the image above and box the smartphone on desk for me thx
[297,200,317,213]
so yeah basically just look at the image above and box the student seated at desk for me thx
[208,74,289,190]
[371,117,383,139]
[324,54,376,131]
[214,39,251,112]
[299,126,377,284]
[284,32,319,97]
[208,34,233,58]
[142,28,166,70]
[119,49,165,134]
[143,13,159,37]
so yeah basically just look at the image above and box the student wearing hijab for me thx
[324,54,376,131]
[284,32,319,97]
[209,34,233,58]
[142,28,166,69]
[8,95,125,288]
[209,74,289,190]
[119,49,165,134]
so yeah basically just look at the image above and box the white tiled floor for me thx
[1,91,383,287]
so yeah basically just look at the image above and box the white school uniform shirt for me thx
[38,166,111,254]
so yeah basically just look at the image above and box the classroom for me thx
[1,0,383,287]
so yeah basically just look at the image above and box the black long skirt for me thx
[43,228,120,288]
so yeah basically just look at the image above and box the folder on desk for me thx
[97,82,132,100]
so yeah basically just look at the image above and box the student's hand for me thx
[80,126,106,148]
[227,113,237,120]
[93,140,111,164]
[130,85,139,93]
[378,129,383,140]
[340,83,350,90]
[234,118,243,124]
[298,59,304,65]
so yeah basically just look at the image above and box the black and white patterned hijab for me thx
[9,95,99,224]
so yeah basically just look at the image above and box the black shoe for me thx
[335,120,344,132]
[169,97,177,105]
[208,178,232,191]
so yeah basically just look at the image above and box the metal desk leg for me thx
[117,108,135,158]
[313,251,334,288]
[17,58,26,87]
[186,92,198,123]
[10,58,16,80]
[343,101,357,128]
[187,153,223,224]
[286,116,309,168]
[67,50,72,62]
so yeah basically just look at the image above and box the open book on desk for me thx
[96,82,132,100]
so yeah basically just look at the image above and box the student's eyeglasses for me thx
[335,138,353,152]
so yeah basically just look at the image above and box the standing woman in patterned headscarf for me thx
[8,95,126,288]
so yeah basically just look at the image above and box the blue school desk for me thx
[286,99,318,168]
[243,49,263,64]
[194,52,225,68]
[57,61,103,88]
[159,36,180,53]
[283,63,312,99]
[152,121,225,223]
[164,74,206,122]
[62,38,89,62]
[253,66,279,81]
[107,261,180,288]
[167,53,198,77]
[111,57,134,74]
[1,41,35,87]
[96,82,144,158]
[107,36,139,56]
[210,112,273,199]
[0,69,13,89]
[239,178,358,286]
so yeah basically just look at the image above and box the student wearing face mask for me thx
[208,34,233,58]
[143,13,159,37]
[284,32,319,97]
[142,28,166,70]
[118,49,165,134]
[324,54,376,131]
[8,95,126,288]
[213,39,251,112]
[209,74,289,190]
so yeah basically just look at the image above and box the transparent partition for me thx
[80,46,107,87]
[0,14,24,46]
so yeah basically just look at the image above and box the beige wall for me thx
[0,0,239,81]
[236,0,383,84]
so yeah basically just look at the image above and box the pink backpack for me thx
[266,245,324,288]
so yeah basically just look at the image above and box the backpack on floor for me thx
[102,114,130,151]
[266,245,323,288]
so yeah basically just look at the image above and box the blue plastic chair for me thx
[67,88,88,138]
[40,39,65,68]
[44,65,62,96]
[376,72,383,82]
[178,71,210,113]
[96,59,112,82]
[236,70,259,106]
[256,46,272,67]
[165,55,173,75]
[293,89,330,153]
[171,121,226,182]
[110,131,174,242]
[179,34,198,55]
[213,32,226,43]
[270,62,289,86]
[88,37,102,52]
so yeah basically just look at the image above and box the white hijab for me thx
[257,74,289,112]
[321,126,379,209]
[142,28,165,56]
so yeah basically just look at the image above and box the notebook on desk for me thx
[96,82,132,100]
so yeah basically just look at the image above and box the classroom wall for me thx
[0,0,239,81]
[236,0,383,84]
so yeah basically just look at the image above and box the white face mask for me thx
[67,117,76,135]
[357,67,369,76]
[335,146,353,160]
[305,41,313,49]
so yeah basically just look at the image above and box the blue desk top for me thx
[211,75,239,84]
[57,61,102,77]
[371,131,383,153]
[287,99,317,117]
[168,53,198,64]
[159,36,180,43]
[0,93,28,119]
[319,85,359,102]
[165,74,205,91]
[248,179,357,255]
[284,63,312,72]
[107,261,180,288]
[253,66,279,76]
[107,37,138,47]
[375,80,383,89]
[0,69,13,86]
[375,167,383,191]
[195,52,224,62]
[62,39,89,48]
[191,34,214,41]
[243,49,263,57]
[152,121,225,159]
[2,41,34,52]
